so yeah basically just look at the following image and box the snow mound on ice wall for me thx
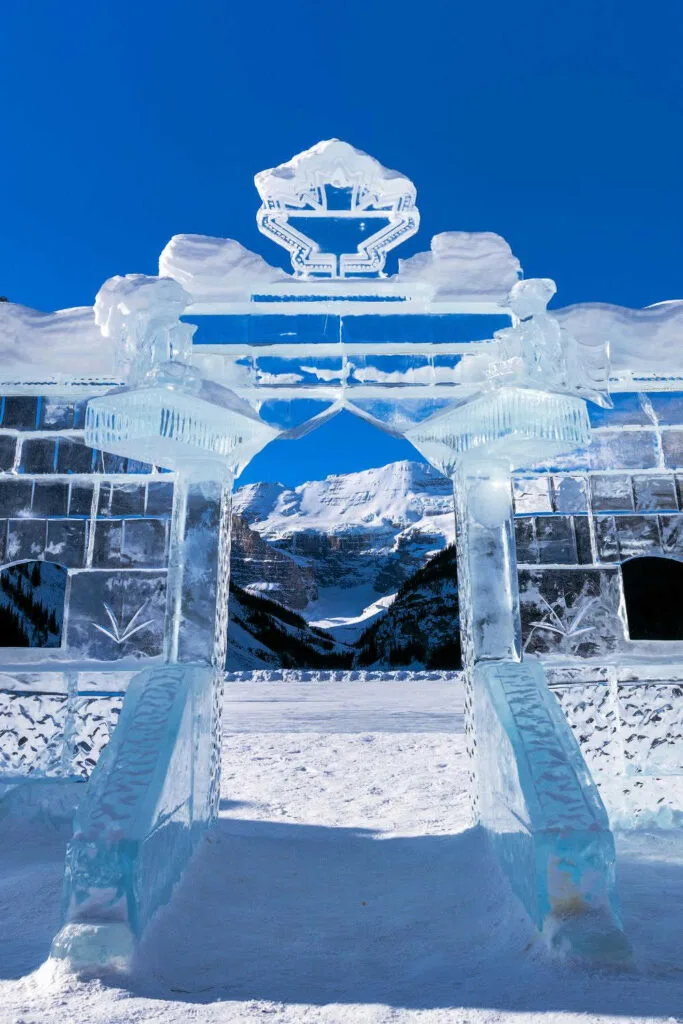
[398,231,522,301]
[0,300,114,380]
[555,300,683,376]
[159,234,288,303]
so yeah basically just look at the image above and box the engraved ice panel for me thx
[67,571,166,660]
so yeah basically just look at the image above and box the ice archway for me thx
[0,139,636,970]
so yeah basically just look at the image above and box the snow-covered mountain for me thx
[232,461,455,629]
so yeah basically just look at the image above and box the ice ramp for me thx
[474,657,631,964]
[51,663,214,969]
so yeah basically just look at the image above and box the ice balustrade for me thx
[0,673,123,784]
[547,661,683,829]
[0,140,645,969]
[52,663,214,967]
[475,658,630,962]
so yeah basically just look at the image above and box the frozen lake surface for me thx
[2,680,683,1024]
[223,679,465,733]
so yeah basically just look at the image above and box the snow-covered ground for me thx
[2,680,683,1023]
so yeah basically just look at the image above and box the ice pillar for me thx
[453,458,521,667]
[54,369,279,967]
[407,387,630,963]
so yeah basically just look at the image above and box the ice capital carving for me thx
[94,274,196,383]
[254,139,419,278]
[494,279,612,407]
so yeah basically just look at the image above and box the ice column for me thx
[454,459,521,665]
[53,352,278,968]
[407,386,630,963]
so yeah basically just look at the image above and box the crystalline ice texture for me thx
[475,658,630,963]
[94,275,195,384]
[85,362,278,475]
[254,139,419,278]
[406,387,591,477]
[53,663,213,968]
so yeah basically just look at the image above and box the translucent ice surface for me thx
[53,663,213,966]
[255,139,419,278]
[475,658,630,964]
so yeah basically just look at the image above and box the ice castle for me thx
[1,139,682,967]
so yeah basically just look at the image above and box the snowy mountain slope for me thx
[225,582,351,671]
[235,460,453,537]
[232,461,455,621]
[355,545,461,670]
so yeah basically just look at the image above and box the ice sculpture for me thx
[6,138,672,972]
[452,278,611,408]
[476,658,629,962]
[94,274,196,383]
[255,139,419,278]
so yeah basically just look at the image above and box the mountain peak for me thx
[234,460,452,536]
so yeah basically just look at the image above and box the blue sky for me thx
[2,0,682,486]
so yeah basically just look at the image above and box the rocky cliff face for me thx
[354,546,461,670]
[229,514,317,610]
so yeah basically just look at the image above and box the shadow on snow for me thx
[2,815,683,1016]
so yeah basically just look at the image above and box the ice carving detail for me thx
[255,139,419,278]
[91,602,155,645]
[94,274,195,383]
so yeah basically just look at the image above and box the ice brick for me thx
[20,438,57,474]
[1,397,38,430]
[0,479,33,517]
[614,515,661,559]
[551,475,588,514]
[661,430,683,469]
[145,481,174,516]
[589,430,659,471]
[632,474,677,511]
[122,519,167,567]
[590,474,634,513]
[31,480,69,516]
[66,570,166,660]
[39,399,76,430]
[56,438,95,475]
[45,520,87,567]
[6,518,47,561]
[0,435,16,472]
[536,515,577,564]
[69,482,96,517]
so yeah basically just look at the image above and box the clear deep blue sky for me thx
[2,1,682,486]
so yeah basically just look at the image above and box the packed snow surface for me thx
[398,230,522,302]
[0,301,115,380]
[159,234,288,303]
[2,679,683,1023]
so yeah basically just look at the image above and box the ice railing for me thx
[224,668,464,683]
[546,659,683,828]
[0,669,127,782]
[52,663,214,967]
[474,658,629,962]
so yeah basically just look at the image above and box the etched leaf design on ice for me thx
[91,602,155,644]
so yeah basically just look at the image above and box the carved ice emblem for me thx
[254,139,419,278]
